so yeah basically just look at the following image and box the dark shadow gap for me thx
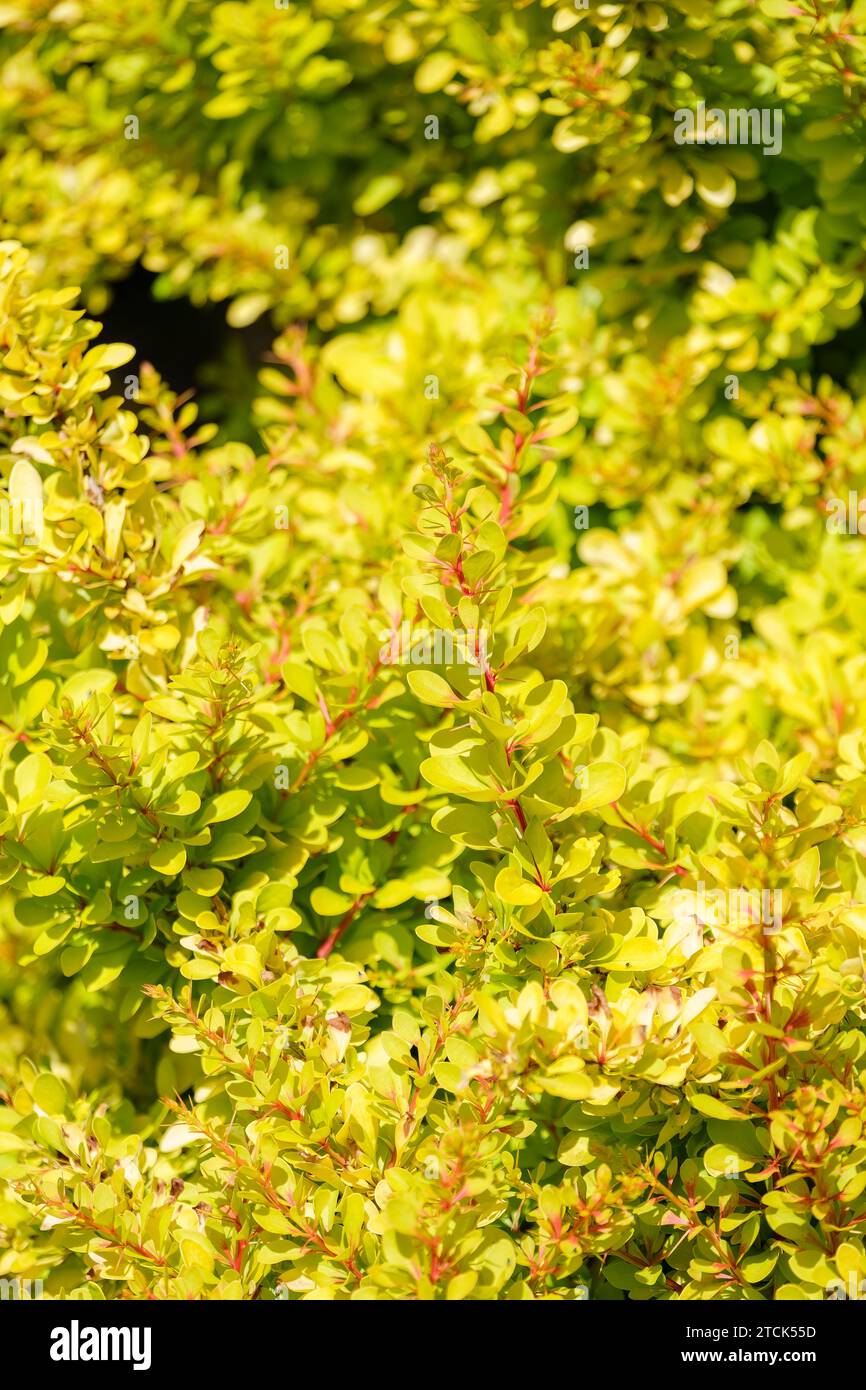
[96,265,277,443]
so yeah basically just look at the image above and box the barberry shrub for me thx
[2,1,866,1302]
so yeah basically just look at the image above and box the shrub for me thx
[2,1,866,1301]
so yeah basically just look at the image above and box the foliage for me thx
[2,0,866,1301]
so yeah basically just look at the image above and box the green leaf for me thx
[353,175,403,217]
[415,52,458,92]
[227,293,271,329]
[575,762,627,813]
[32,1074,68,1115]
[149,843,187,876]
[407,670,457,706]
[81,342,136,373]
[171,521,204,572]
[494,865,543,905]
[201,789,252,824]
[690,1093,742,1121]
[14,752,51,808]
[741,1250,779,1284]
[603,938,666,972]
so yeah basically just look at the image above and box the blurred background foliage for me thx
[3,0,866,1300]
